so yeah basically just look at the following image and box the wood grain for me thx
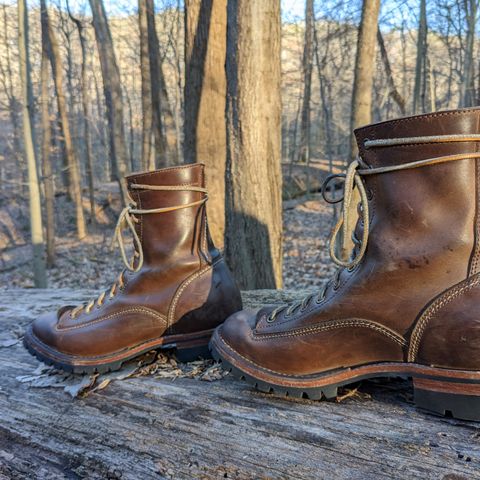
[0,288,479,479]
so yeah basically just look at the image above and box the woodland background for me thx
[0,0,478,291]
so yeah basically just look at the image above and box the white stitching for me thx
[56,307,168,332]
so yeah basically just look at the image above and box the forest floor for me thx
[0,189,338,291]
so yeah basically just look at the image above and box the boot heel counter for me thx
[169,257,242,334]
[413,278,480,370]
[212,256,243,316]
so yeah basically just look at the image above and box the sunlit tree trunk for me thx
[18,0,47,288]
[350,0,381,158]
[225,0,283,289]
[185,0,227,246]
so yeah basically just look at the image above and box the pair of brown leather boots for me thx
[25,109,480,421]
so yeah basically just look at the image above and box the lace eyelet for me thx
[367,188,374,201]
[266,315,275,323]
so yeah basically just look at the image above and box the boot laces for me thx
[70,183,208,319]
[267,133,480,323]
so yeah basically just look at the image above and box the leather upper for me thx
[32,164,242,358]
[219,108,480,375]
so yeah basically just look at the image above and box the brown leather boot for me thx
[211,108,480,421]
[25,164,242,373]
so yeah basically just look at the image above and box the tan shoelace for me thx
[267,133,480,322]
[70,183,208,319]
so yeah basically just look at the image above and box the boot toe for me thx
[29,306,73,352]
[215,308,266,364]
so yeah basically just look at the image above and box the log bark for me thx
[184,0,228,246]
[0,288,479,479]
[225,0,283,289]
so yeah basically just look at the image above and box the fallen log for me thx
[0,288,478,479]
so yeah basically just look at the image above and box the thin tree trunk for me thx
[68,3,96,224]
[299,0,314,164]
[225,0,282,289]
[138,0,154,171]
[41,0,86,239]
[349,0,381,158]
[184,0,227,246]
[459,0,477,107]
[89,0,129,205]
[377,28,406,114]
[18,0,47,288]
[413,0,427,114]
[40,28,55,268]
[146,0,178,166]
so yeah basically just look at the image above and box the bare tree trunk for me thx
[459,0,477,107]
[138,0,154,171]
[68,4,96,224]
[41,0,86,240]
[225,0,283,289]
[40,26,55,268]
[89,0,129,205]
[18,0,47,288]
[185,0,227,246]
[1,4,24,189]
[146,0,178,167]
[413,0,427,114]
[377,28,406,114]
[350,0,380,158]
[299,0,314,165]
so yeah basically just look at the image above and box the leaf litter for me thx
[16,350,228,398]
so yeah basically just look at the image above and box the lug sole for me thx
[23,325,214,375]
[210,330,480,421]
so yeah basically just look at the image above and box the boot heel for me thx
[413,377,480,421]
[174,344,212,362]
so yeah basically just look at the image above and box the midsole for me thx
[211,330,480,389]
[24,326,214,366]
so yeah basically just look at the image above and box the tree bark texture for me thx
[225,0,283,289]
[185,0,227,246]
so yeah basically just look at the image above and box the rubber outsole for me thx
[209,333,480,421]
[23,327,213,375]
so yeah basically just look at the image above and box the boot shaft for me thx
[347,110,480,319]
[126,163,215,268]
